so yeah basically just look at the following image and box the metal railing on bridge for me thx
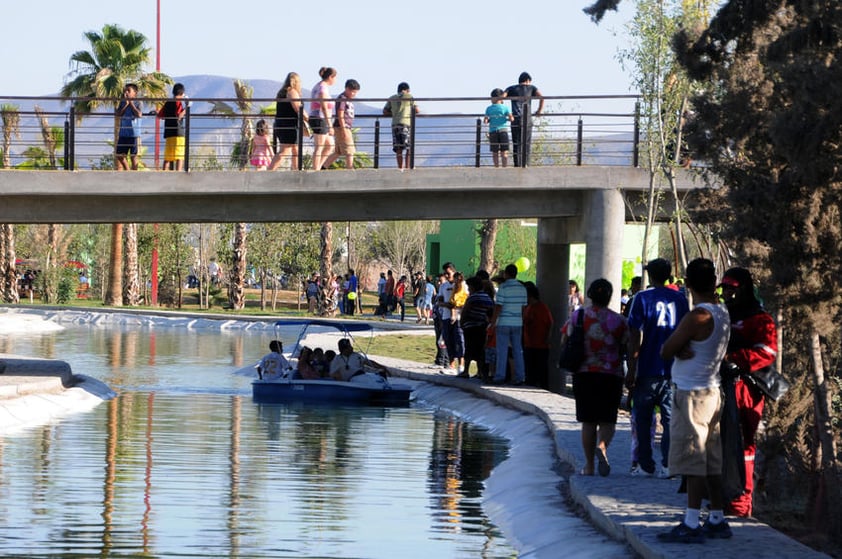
[0,94,640,172]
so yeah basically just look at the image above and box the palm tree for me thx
[228,222,248,310]
[1,104,20,169]
[209,80,255,309]
[1,105,21,303]
[61,24,171,307]
[209,79,254,170]
[34,106,60,169]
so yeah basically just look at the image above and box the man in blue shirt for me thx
[489,263,528,385]
[115,83,142,170]
[626,258,689,478]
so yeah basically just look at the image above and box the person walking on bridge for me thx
[503,72,544,167]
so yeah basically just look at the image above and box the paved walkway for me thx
[380,356,830,559]
[0,315,829,558]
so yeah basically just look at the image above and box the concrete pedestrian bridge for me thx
[0,166,700,223]
[0,166,705,321]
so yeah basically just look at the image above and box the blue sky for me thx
[2,0,636,112]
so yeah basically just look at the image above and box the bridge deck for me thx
[0,167,702,223]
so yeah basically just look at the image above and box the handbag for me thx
[302,120,313,138]
[744,365,790,401]
[558,309,586,371]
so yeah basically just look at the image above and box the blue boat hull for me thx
[252,379,413,406]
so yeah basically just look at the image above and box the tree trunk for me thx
[228,222,247,310]
[320,222,333,281]
[640,170,659,285]
[259,268,267,311]
[42,224,58,303]
[479,218,498,276]
[319,222,333,314]
[807,329,841,532]
[105,223,123,306]
[123,223,140,306]
[2,225,19,304]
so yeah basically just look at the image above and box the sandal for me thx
[596,448,611,477]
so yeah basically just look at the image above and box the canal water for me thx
[0,317,519,558]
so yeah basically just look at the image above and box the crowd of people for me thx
[560,257,778,543]
[113,71,545,172]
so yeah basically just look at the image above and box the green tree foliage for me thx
[61,24,171,119]
[369,221,436,277]
[674,0,842,539]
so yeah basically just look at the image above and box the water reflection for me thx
[0,324,516,558]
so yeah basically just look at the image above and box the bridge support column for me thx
[584,188,625,312]
[536,189,624,394]
[537,217,576,394]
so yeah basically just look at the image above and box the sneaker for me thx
[630,465,654,477]
[656,466,671,479]
[657,522,705,544]
[702,519,733,539]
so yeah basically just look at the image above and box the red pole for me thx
[151,0,161,306]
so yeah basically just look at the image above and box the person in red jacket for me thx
[720,267,777,517]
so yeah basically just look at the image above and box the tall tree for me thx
[34,106,59,169]
[209,79,254,170]
[478,219,499,276]
[61,24,171,306]
[228,222,248,310]
[617,0,712,277]
[1,104,20,169]
[674,0,842,537]
[1,225,18,304]
[0,105,20,303]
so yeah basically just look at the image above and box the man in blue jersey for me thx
[626,258,689,478]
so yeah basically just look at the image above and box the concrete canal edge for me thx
[0,354,116,434]
[384,357,831,559]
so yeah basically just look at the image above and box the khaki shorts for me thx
[334,126,356,155]
[668,387,723,476]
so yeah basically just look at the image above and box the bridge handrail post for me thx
[184,106,191,172]
[374,119,380,169]
[69,106,76,171]
[297,108,304,170]
[633,101,640,168]
[576,117,584,166]
[475,118,482,168]
[409,108,416,169]
[520,100,529,167]
[63,117,70,171]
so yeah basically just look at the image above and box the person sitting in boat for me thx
[311,347,328,377]
[257,340,291,380]
[329,338,390,381]
[294,346,322,380]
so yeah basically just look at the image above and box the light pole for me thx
[151,0,161,306]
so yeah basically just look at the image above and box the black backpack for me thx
[558,309,586,371]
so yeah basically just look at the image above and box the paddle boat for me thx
[251,319,414,406]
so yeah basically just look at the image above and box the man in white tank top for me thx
[658,258,733,543]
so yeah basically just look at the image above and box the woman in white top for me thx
[310,67,339,171]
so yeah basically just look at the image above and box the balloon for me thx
[515,257,530,273]
[347,291,357,300]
